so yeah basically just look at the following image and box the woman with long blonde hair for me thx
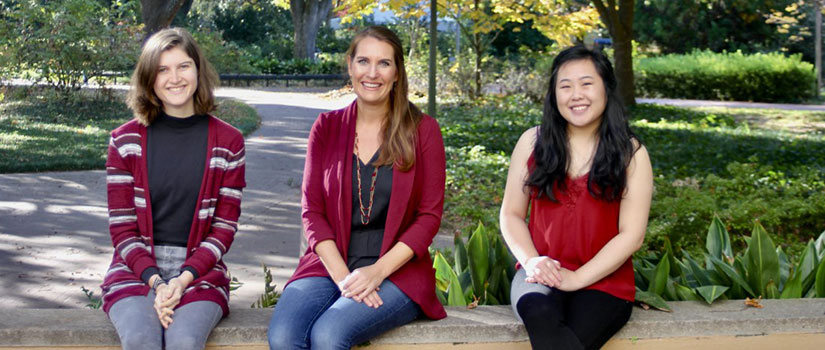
[267,26,447,349]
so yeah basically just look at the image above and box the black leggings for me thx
[510,268,632,350]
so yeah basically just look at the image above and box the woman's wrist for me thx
[151,275,167,292]
[176,270,195,286]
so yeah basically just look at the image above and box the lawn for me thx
[437,95,825,257]
[0,87,260,173]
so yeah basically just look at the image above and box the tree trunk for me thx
[407,18,423,59]
[473,0,481,99]
[592,0,636,106]
[291,0,333,60]
[612,29,634,107]
[814,0,822,98]
[140,0,188,39]
[474,33,481,98]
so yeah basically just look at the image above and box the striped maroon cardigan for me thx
[101,116,246,317]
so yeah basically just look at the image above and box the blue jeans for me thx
[267,277,420,350]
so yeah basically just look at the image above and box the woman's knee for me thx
[516,292,560,325]
[118,332,161,350]
[165,334,207,350]
[308,318,351,350]
[268,320,309,349]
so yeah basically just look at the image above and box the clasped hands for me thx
[524,256,583,291]
[152,275,189,329]
[337,264,385,309]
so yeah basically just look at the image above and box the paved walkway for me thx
[0,87,354,310]
[637,98,825,111]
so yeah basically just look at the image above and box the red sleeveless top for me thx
[526,157,635,301]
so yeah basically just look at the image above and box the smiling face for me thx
[348,36,398,109]
[153,46,198,117]
[555,58,607,133]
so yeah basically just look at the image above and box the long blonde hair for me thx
[346,26,421,171]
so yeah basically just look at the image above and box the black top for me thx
[141,112,208,283]
[348,151,393,271]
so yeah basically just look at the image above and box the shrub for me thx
[191,29,258,74]
[439,95,540,236]
[635,50,815,103]
[3,0,142,93]
[647,162,825,256]
[252,55,344,75]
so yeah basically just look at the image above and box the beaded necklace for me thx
[354,132,378,225]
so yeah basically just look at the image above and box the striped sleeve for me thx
[106,131,156,279]
[183,131,246,277]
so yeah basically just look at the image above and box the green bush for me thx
[2,0,142,93]
[439,95,540,236]
[647,162,825,256]
[635,50,815,103]
[252,56,343,75]
[191,29,258,74]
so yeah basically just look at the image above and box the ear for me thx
[346,55,353,75]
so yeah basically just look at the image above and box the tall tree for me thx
[291,0,333,59]
[140,0,191,38]
[590,0,635,106]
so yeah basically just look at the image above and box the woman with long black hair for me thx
[500,45,653,349]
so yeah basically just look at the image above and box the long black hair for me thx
[526,45,639,202]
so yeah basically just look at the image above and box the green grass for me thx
[0,88,260,173]
[630,104,825,179]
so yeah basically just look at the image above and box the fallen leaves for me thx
[744,296,763,308]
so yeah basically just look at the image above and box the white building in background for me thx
[329,1,459,32]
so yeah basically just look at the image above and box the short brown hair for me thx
[347,26,421,171]
[126,27,219,125]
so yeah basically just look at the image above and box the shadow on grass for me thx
[637,126,825,179]
[0,96,260,173]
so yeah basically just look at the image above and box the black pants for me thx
[510,268,632,350]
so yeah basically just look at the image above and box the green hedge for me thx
[252,57,343,75]
[635,50,816,103]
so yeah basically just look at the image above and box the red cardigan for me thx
[287,100,447,320]
[101,116,246,317]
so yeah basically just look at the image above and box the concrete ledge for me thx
[1,299,823,349]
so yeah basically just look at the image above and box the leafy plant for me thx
[635,216,825,311]
[252,263,281,308]
[81,286,102,310]
[228,275,243,292]
[432,223,516,307]
[635,50,816,103]
[3,0,142,94]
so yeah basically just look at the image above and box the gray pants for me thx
[108,245,223,350]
